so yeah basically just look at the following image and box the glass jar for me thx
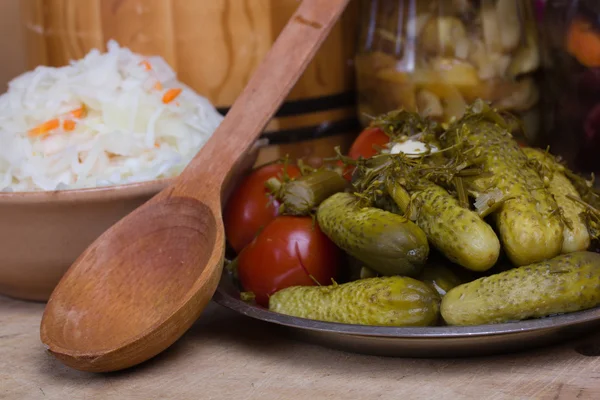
[355,0,541,141]
[538,0,600,177]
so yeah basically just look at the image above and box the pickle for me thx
[523,147,590,253]
[441,251,600,325]
[564,171,600,241]
[343,255,364,282]
[387,179,500,271]
[317,192,429,276]
[417,262,463,296]
[563,169,600,210]
[373,193,403,215]
[269,169,348,216]
[344,256,379,282]
[269,276,440,327]
[441,101,563,266]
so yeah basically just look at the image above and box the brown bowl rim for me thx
[0,178,174,205]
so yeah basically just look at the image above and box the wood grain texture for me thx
[39,0,351,373]
[100,0,177,70]
[20,0,48,69]
[22,0,104,66]
[19,0,360,164]
[0,1,27,91]
[3,296,600,400]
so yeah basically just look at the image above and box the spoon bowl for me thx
[40,0,351,372]
[41,195,222,371]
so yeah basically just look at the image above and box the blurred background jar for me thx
[355,0,541,142]
[18,0,359,167]
[538,0,600,178]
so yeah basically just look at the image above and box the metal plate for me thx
[213,274,600,358]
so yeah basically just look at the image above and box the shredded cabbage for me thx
[0,40,223,192]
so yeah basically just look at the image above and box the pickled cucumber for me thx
[564,169,600,210]
[388,179,500,271]
[417,262,463,296]
[441,251,600,325]
[523,147,590,253]
[276,169,348,216]
[317,192,429,276]
[269,276,441,327]
[344,256,379,282]
[441,101,563,266]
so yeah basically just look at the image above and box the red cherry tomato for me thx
[348,126,390,159]
[237,216,342,307]
[343,127,390,180]
[224,163,301,253]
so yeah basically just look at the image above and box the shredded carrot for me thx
[28,104,87,137]
[63,120,76,131]
[28,119,60,137]
[69,105,87,119]
[139,60,153,71]
[154,143,160,148]
[162,88,182,104]
[139,61,163,91]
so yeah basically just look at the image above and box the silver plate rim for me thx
[214,274,600,339]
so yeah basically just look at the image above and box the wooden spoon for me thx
[40,0,350,373]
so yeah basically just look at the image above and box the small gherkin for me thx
[441,100,564,266]
[522,147,590,254]
[387,179,500,272]
[441,251,600,326]
[269,276,441,327]
[275,169,348,216]
[417,261,464,296]
[317,192,429,277]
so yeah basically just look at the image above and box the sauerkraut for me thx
[0,40,223,192]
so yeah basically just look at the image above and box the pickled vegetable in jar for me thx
[538,1,600,178]
[355,0,541,141]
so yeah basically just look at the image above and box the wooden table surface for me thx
[2,295,600,400]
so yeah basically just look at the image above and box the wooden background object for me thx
[39,0,351,373]
[0,1,26,91]
[20,0,360,166]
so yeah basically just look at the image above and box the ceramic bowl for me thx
[0,179,171,302]
[0,138,266,302]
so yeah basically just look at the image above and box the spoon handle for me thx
[175,0,351,195]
